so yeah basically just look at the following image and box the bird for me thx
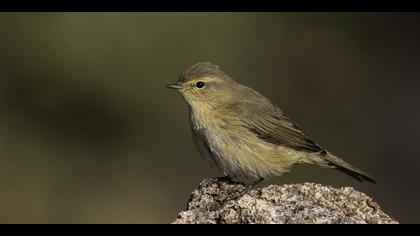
[167,62,377,198]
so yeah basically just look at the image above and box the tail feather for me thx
[320,152,377,184]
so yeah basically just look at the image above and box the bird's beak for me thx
[166,83,182,89]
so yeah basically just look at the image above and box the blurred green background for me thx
[0,13,419,223]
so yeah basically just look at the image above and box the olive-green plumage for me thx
[167,62,376,184]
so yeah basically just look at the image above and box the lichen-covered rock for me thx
[173,178,398,224]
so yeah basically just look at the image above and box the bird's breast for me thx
[187,104,301,179]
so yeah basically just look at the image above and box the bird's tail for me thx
[314,151,377,184]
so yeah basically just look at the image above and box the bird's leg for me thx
[216,175,234,182]
[226,177,264,201]
[208,175,235,184]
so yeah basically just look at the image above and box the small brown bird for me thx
[167,62,376,196]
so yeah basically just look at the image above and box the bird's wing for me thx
[228,99,325,153]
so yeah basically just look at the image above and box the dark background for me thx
[0,13,418,223]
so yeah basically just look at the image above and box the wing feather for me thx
[228,99,324,153]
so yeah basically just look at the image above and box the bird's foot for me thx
[225,177,265,201]
[225,185,254,201]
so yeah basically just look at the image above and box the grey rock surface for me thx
[173,178,398,224]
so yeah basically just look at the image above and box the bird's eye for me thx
[196,81,205,88]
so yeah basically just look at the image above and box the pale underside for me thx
[188,98,324,180]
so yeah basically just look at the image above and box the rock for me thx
[173,178,398,224]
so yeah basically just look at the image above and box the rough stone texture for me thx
[173,178,398,224]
